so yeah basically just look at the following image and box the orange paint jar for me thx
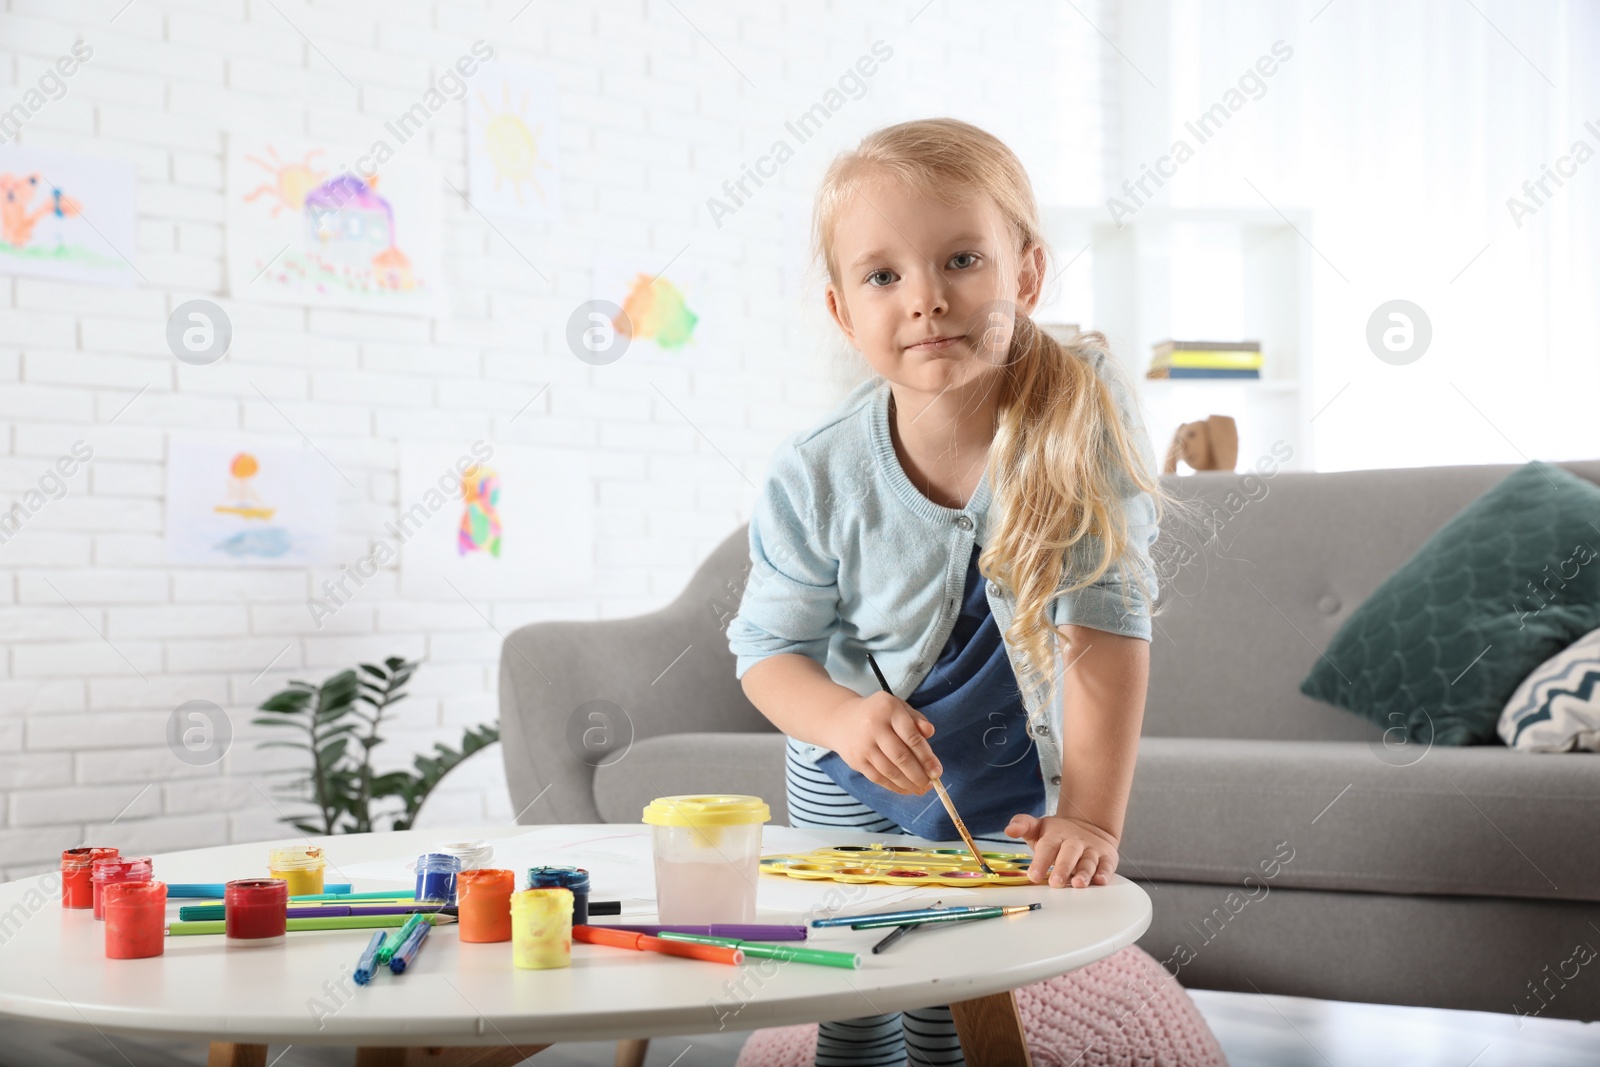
[104,881,167,959]
[61,847,118,909]
[456,868,514,943]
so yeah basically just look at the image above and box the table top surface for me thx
[0,824,1152,1047]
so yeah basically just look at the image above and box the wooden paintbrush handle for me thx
[931,778,994,873]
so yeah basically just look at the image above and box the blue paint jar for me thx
[526,866,590,926]
[415,853,462,904]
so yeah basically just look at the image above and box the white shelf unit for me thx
[1037,205,1316,473]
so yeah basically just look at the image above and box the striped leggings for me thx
[784,739,1015,1067]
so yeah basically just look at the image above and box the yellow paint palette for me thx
[759,843,1035,887]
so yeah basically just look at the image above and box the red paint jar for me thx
[224,878,288,946]
[456,868,514,943]
[104,881,167,959]
[62,848,118,909]
[92,856,151,920]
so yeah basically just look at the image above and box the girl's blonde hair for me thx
[812,117,1189,710]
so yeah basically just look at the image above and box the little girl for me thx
[727,117,1178,1067]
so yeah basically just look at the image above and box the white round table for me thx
[0,824,1151,1066]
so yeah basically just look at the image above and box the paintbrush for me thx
[865,652,996,876]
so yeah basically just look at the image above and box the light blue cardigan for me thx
[726,357,1159,818]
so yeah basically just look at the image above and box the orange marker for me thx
[573,924,743,965]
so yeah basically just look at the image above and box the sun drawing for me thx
[242,146,329,217]
[214,451,276,521]
[475,85,553,206]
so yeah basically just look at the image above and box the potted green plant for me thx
[254,656,499,835]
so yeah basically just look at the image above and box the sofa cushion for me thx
[597,731,1600,905]
[592,732,790,826]
[1299,460,1600,745]
[1123,737,1600,904]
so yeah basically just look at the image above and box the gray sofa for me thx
[500,460,1600,1023]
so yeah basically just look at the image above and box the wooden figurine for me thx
[1164,414,1239,473]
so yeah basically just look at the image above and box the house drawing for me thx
[302,173,415,290]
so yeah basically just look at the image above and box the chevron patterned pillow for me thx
[1499,626,1600,751]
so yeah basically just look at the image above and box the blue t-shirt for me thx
[816,543,1047,840]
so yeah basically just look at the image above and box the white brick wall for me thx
[0,0,1109,878]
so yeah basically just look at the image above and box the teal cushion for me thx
[1300,461,1600,745]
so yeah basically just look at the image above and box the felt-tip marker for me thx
[388,920,431,974]
[848,903,1040,931]
[353,930,387,985]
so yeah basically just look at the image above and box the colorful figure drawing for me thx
[613,272,698,350]
[0,173,82,248]
[458,465,502,558]
[303,173,415,289]
[214,452,276,521]
[474,84,553,206]
[241,146,329,218]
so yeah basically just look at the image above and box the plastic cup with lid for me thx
[641,794,770,924]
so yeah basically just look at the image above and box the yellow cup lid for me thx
[642,794,771,828]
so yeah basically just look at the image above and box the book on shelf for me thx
[1145,367,1262,379]
[1150,339,1263,371]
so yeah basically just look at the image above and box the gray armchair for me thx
[500,461,1600,1023]
[498,529,787,828]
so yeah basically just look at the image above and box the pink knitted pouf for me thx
[734,944,1228,1067]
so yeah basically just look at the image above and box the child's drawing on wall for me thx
[458,465,502,558]
[591,255,718,366]
[614,271,699,350]
[227,135,442,315]
[166,439,335,567]
[0,146,136,285]
[467,63,561,220]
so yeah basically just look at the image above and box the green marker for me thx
[655,932,862,969]
[377,913,429,964]
[167,914,447,937]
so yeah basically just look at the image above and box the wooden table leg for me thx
[950,989,1033,1066]
[203,1040,549,1066]
[352,1045,551,1066]
[614,1037,650,1067]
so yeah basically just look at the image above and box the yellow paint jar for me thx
[267,845,326,897]
[511,887,573,970]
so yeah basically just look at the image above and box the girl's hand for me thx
[827,692,942,795]
[1003,813,1118,888]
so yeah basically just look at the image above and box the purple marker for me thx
[589,923,807,941]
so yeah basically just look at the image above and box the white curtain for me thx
[1111,0,1599,471]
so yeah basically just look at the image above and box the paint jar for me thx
[267,845,326,897]
[103,881,167,959]
[642,795,769,924]
[61,847,118,909]
[456,868,515,943]
[225,878,289,946]
[91,856,152,921]
[526,866,591,927]
[511,887,572,970]
[433,839,494,871]
[415,853,462,904]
